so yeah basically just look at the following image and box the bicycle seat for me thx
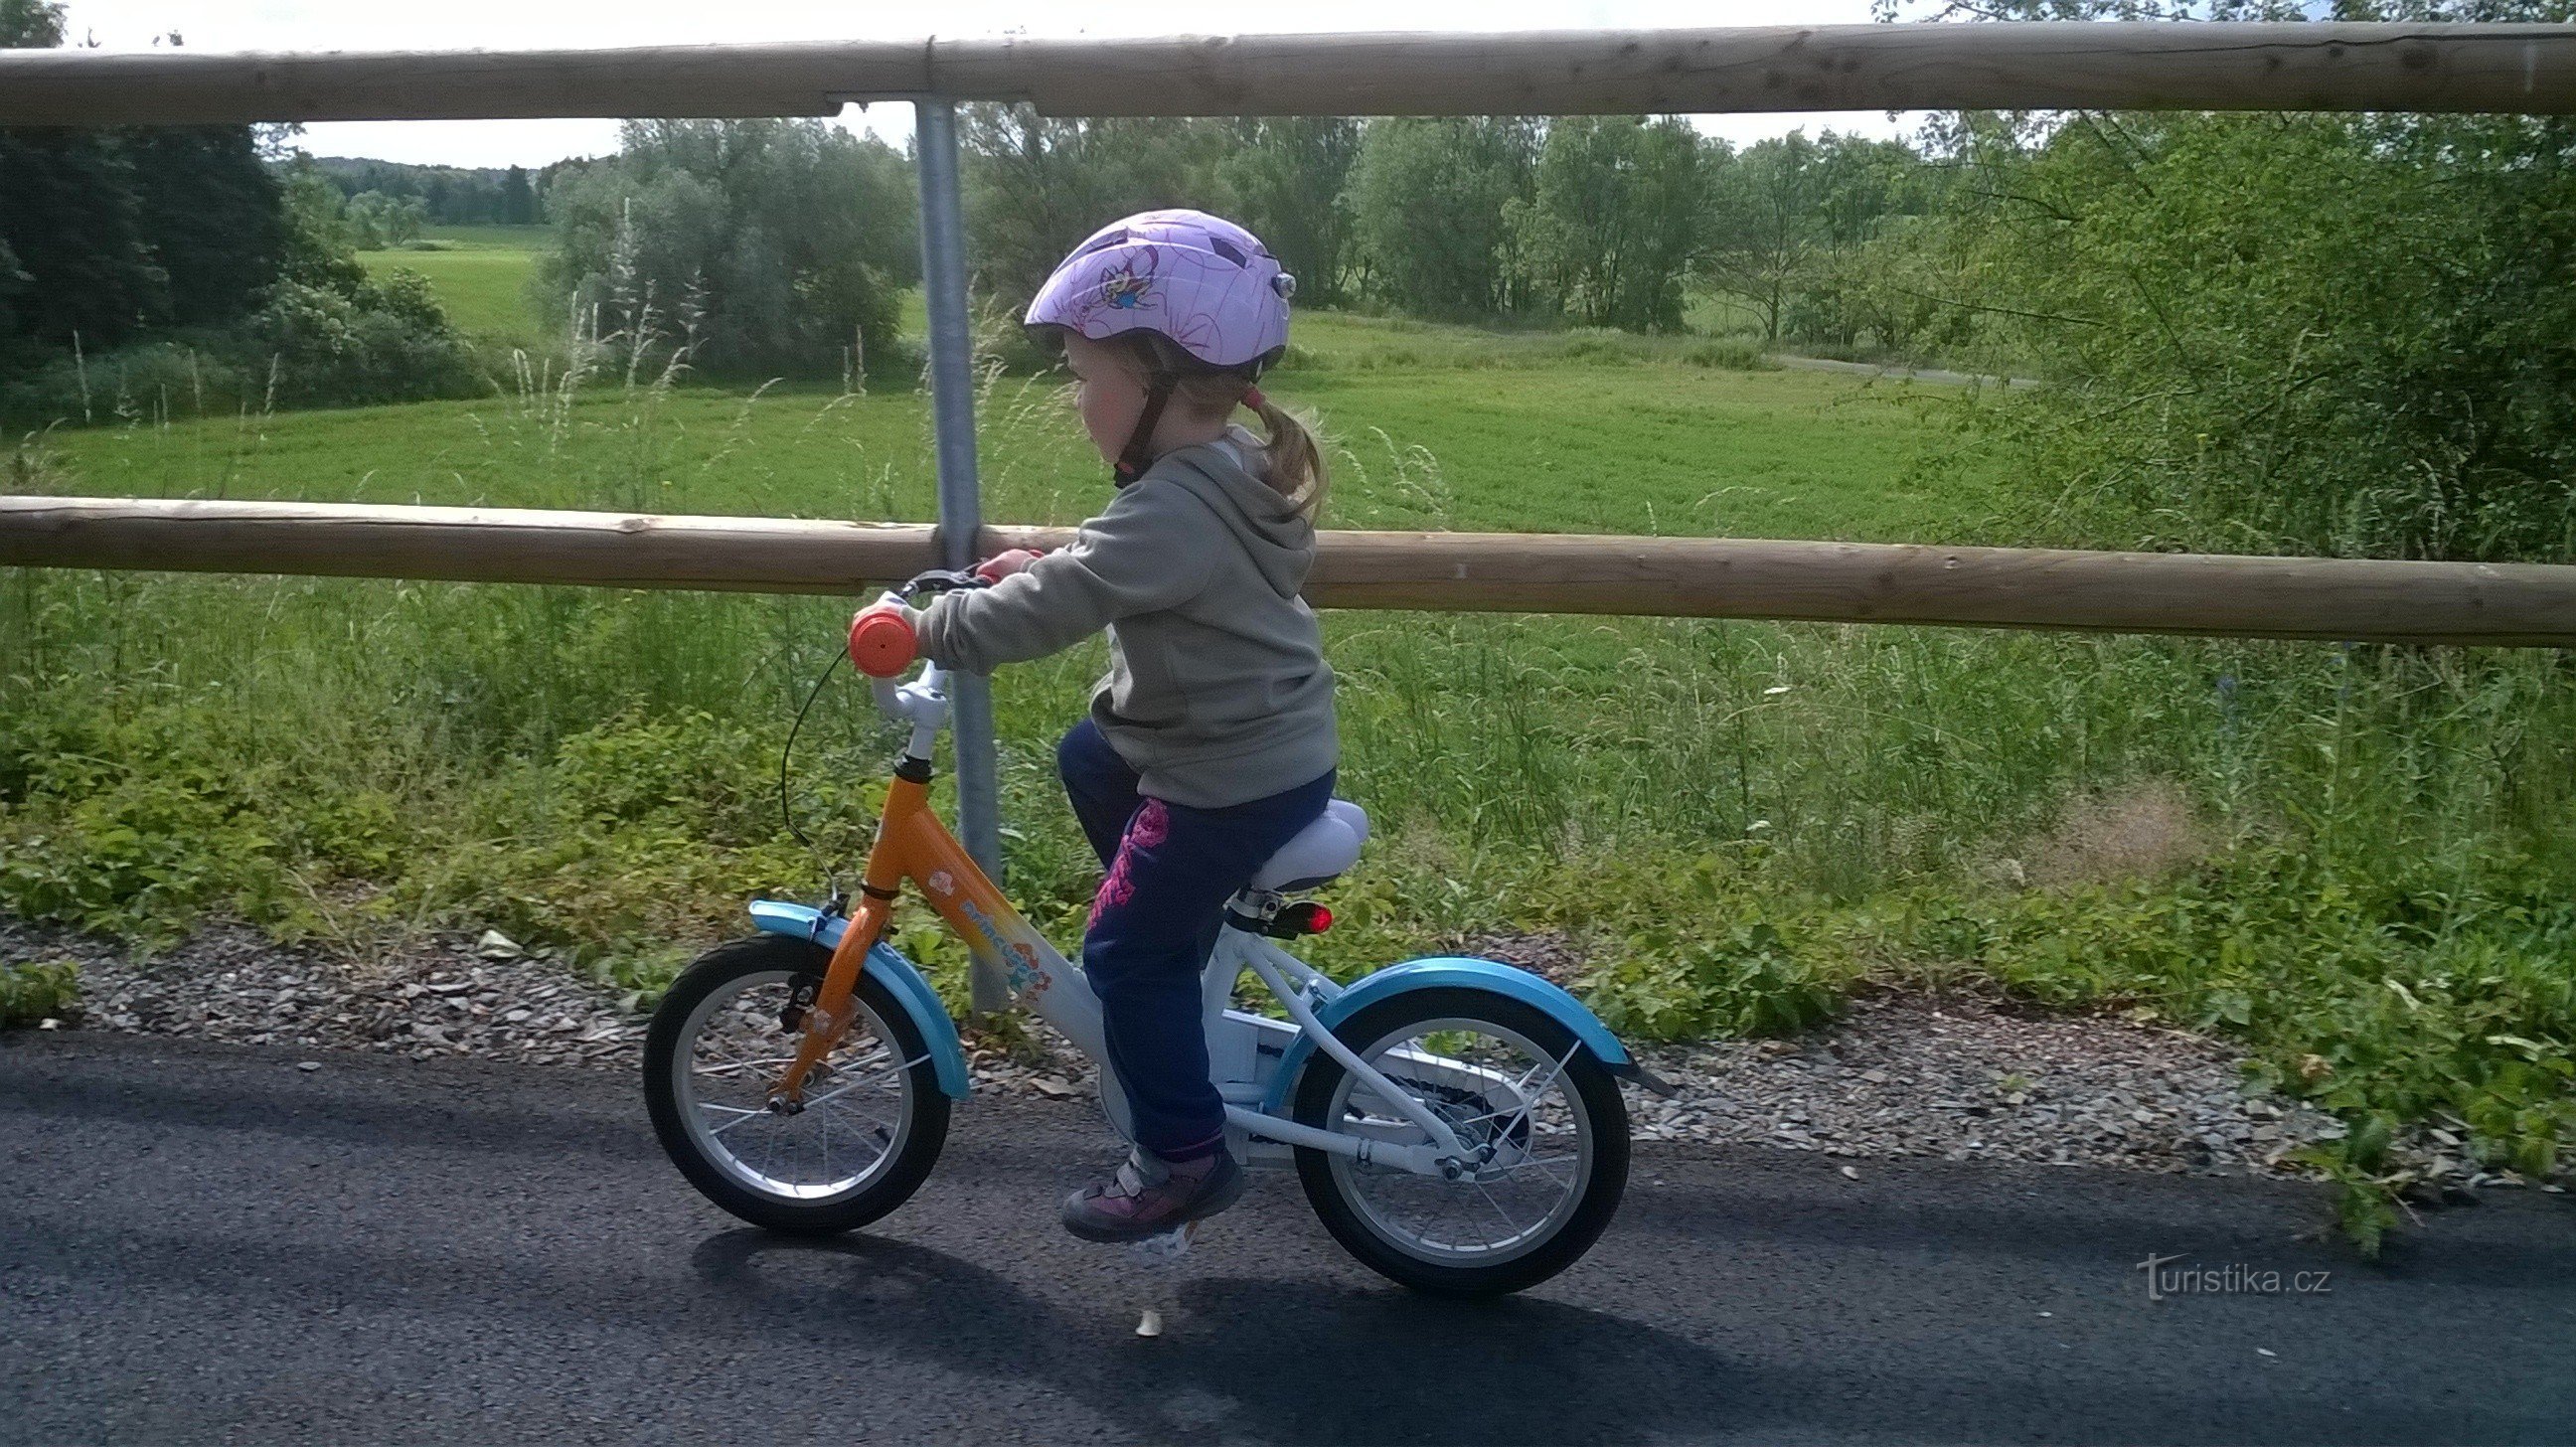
[1251,800,1369,892]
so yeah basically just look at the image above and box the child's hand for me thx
[974,548,1049,583]
[848,597,920,678]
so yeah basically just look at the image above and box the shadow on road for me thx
[689,1228,1738,1445]
[684,1221,2576,1445]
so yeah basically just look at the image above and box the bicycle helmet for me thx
[1025,209,1297,483]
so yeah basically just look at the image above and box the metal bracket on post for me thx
[913,96,1007,1017]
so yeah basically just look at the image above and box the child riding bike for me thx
[891,210,1336,1242]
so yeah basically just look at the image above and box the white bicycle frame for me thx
[873,660,1525,1181]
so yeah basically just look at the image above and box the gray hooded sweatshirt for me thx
[915,430,1339,809]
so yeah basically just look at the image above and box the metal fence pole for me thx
[913,97,1007,1015]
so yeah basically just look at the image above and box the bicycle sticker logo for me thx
[953,895,1051,998]
[1006,941,1048,997]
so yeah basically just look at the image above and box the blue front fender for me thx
[1259,956,1645,1114]
[747,899,972,1101]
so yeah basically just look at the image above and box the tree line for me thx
[953,109,1939,344]
[0,0,475,420]
[527,108,1954,389]
[314,156,553,230]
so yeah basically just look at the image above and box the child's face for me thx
[1063,334,1145,468]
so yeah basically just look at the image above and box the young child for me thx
[907,210,1337,1242]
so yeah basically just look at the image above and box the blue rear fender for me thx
[746,899,972,1101]
[1259,955,1664,1114]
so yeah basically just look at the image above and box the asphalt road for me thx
[4,1032,2570,1446]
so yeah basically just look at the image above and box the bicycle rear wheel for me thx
[1290,987,1629,1297]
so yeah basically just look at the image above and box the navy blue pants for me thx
[1056,720,1335,1161]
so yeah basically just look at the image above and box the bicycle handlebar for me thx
[854,566,981,733]
[850,568,990,684]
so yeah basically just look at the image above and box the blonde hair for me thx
[1117,338,1331,521]
[1245,388,1330,522]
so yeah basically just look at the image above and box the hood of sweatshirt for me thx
[1142,426,1315,600]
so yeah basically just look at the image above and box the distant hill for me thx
[295,154,606,228]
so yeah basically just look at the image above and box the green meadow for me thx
[45,360,2001,543]
[358,225,553,342]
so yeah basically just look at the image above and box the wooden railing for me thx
[7,497,2570,647]
[2,24,2573,123]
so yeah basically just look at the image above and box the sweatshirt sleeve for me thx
[913,480,1220,675]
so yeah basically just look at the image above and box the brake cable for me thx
[774,570,985,906]
[777,649,846,893]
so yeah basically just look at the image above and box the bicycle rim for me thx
[1323,1016,1596,1267]
[672,968,918,1203]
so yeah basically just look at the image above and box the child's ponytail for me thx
[1246,388,1330,522]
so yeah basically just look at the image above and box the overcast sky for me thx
[58,0,1932,167]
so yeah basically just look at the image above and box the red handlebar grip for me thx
[848,602,918,679]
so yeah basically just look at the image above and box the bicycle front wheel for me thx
[643,935,950,1233]
[1291,987,1629,1297]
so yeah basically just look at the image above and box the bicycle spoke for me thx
[675,970,917,1200]
[798,1052,929,1113]
[709,1105,775,1139]
[1328,1015,1593,1268]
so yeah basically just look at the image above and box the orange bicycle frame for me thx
[769,765,1058,1103]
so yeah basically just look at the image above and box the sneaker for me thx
[1060,1147,1246,1243]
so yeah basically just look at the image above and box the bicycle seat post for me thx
[1127,1220,1201,1339]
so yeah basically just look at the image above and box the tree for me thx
[0,0,60,48]
[1780,133,1937,352]
[0,237,24,339]
[2,8,293,355]
[540,119,918,379]
[504,165,537,226]
[958,107,1234,315]
[0,2,163,351]
[127,127,287,327]
[1520,116,1706,331]
[340,190,428,249]
[1866,0,2576,562]
[1697,134,1823,345]
[1347,117,1541,319]
[1213,119,1364,306]
[1970,106,2576,560]
[0,1,52,345]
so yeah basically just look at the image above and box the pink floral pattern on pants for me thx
[1089,800,1171,929]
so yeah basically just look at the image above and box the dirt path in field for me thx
[1767,353,2045,389]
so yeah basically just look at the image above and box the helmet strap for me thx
[1113,372,1178,486]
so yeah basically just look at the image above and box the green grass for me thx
[404,224,554,250]
[359,226,549,340]
[32,363,1996,544]
[5,307,2570,1245]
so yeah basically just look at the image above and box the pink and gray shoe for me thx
[1061,1147,1247,1242]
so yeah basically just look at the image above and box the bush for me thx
[540,119,916,384]
[0,271,480,425]
[0,339,251,426]
[238,272,479,408]
[1971,110,2576,561]
[0,706,294,943]
[1592,917,1848,1041]
[1683,338,1769,371]
[0,959,79,1028]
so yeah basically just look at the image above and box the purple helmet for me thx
[1024,209,1294,374]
